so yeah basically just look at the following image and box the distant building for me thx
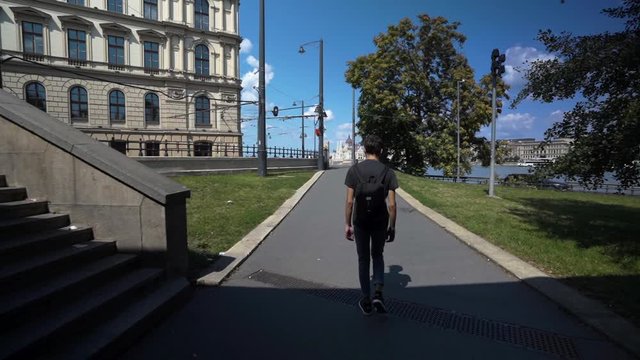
[332,135,365,162]
[0,0,242,157]
[504,138,572,162]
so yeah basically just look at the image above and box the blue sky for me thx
[237,0,624,150]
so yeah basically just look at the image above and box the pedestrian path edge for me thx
[196,170,325,287]
[396,187,640,359]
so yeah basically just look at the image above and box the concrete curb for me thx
[396,187,640,358]
[196,170,325,286]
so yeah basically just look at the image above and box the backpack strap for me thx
[352,164,366,184]
[378,165,389,182]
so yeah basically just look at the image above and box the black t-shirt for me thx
[345,160,398,229]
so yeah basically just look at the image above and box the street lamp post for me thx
[456,79,465,183]
[257,0,267,176]
[299,39,325,170]
[352,87,356,165]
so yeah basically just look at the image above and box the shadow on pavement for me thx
[122,272,637,360]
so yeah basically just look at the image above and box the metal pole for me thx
[301,100,305,158]
[257,0,267,176]
[489,77,497,196]
[456,81,460,182]
[318,39,325,170]
[352,87,356,165]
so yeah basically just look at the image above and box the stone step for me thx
[0,268,164,360]
[0,175,6,187]
[0,240,116,291]
[48,277,192,360]
[0,199,49,220]
[0,213,70,238]
[0,226,93,259]
[0,254,138,328]
[0,186,27,203]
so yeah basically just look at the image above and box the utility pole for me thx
[301,100,305,158]
[352,87,356,165]
[489,49,506,196]
[318,39,324,170]
[257,0,267,176]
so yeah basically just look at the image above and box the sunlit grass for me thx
[398,172,640,325]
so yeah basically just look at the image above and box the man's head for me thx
[363,135,383,157]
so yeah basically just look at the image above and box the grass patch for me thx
[397,172,640,325]
[174,170,315,278]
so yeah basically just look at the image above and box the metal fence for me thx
[100,139,318,159]
[424,175,640,196]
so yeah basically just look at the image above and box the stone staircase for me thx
[0,174,192,359]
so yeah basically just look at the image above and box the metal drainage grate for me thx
[248,270,579,360]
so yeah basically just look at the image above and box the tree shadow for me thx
[506,198,640,268]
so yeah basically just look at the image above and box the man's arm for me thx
[388,190,397,228]
[345,187,355,240]
[387,190,397,242]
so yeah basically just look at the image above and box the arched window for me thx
[194,0,209,30]
[195,96,210,125]
[109,90,126,122]
[25,82,46,112]
[195,44,209,76]
[69,86,88,121]
[194,141,212,156]
[145,93,160,124]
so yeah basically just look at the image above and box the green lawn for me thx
[397,172,640,325]
[174,170,315,277]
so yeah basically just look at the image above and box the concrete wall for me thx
[0,89,190,275]
[136,157,317,175]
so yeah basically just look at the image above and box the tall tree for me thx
[513,0,640,189]
[345,15,505,176]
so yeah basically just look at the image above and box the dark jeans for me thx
[354,225,386,297]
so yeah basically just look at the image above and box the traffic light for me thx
[272,106,279,117]
[491,48,506,79]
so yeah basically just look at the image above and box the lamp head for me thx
[298,46,306,54]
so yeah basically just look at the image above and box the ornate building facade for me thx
[0,0,242,156]
[504,138,572,162]
[332,135,365,163]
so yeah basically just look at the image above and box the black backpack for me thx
[353,164,389,220]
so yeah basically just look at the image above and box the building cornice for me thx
[2,55,242,91]
[10,6,52,21]
[26,0,241,43]
[58,15,93,29]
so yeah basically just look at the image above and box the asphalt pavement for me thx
[123,167,632,360]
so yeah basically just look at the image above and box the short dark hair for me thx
[363,135,383,156]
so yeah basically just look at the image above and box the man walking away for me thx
[344,135,398,316]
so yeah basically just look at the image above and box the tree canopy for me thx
[513,0,640,189]
[345,15,507,176]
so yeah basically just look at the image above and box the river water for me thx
[426,165,533,179]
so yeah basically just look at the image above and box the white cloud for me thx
[479,112,536,139]
[550,110,564,121]
[240,38,253,54]
[241,55,275,103]
[338,123,352,130]
[497,112,535,138]
[503,46,556,86]
[335,122,353,142]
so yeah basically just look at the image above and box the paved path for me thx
[124,168,631,359]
